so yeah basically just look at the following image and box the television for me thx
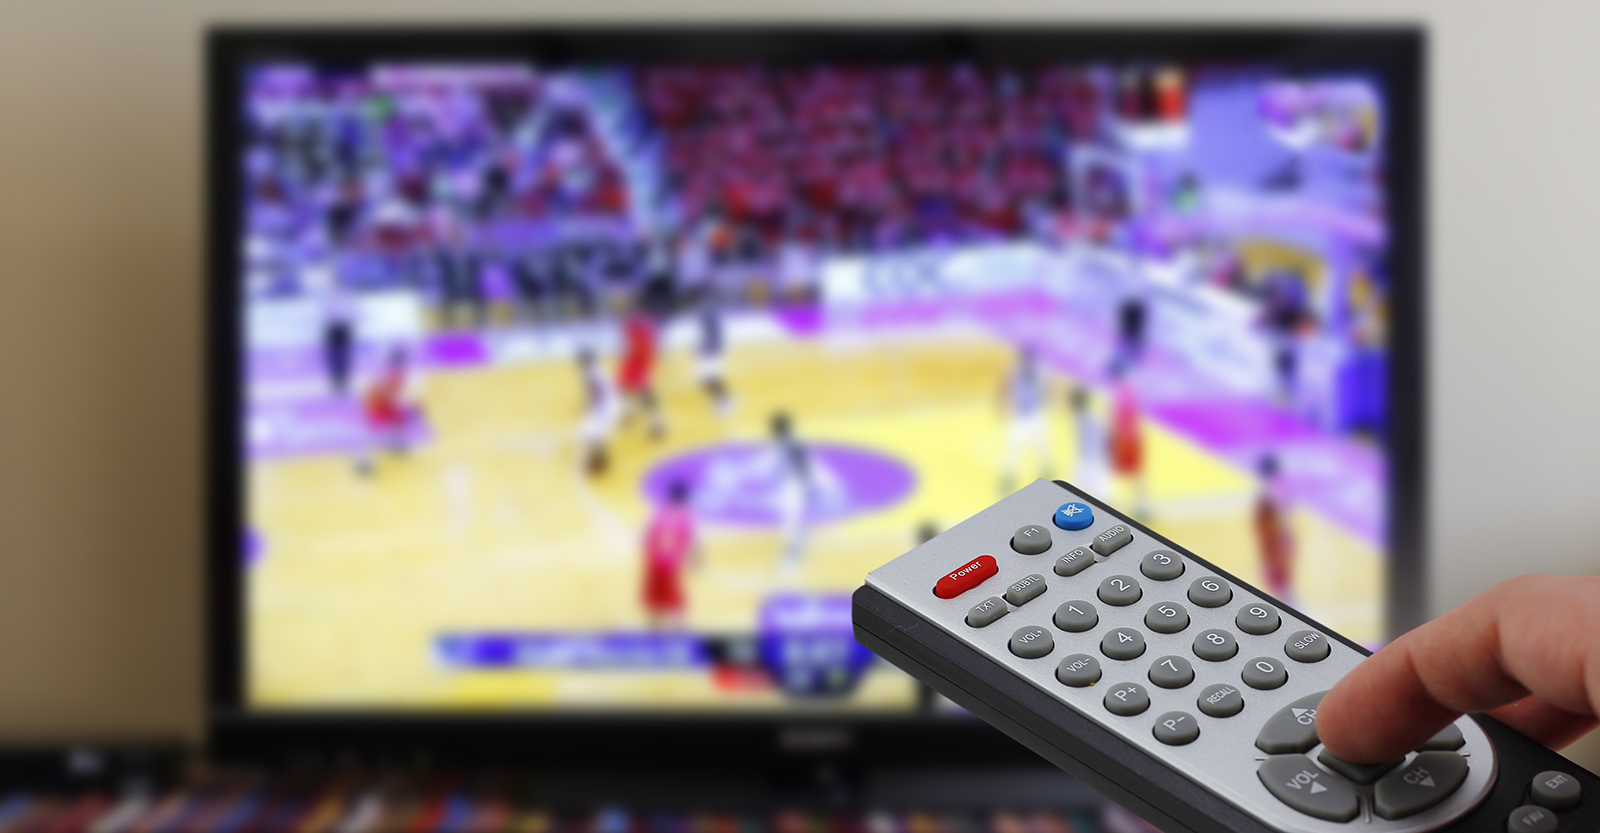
[207,27,1425,763]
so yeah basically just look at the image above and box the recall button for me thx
[934,555,999,599]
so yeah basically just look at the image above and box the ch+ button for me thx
[1053,502,1093,531]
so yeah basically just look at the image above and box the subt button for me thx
[934,555,999,599]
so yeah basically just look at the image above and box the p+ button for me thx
[1054,502,1094,531]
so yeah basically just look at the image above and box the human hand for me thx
[1318,575,1600,764]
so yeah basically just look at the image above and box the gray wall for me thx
[2,0,1597,769]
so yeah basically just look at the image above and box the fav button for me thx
[933,555,999,599]
[1053,502,1094,530]
[1507,805,1559,833]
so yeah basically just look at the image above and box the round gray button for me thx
[1152,710,1200,746]
[1139,550,1184,581]
[1236,602,1282,635]
[1192,628,1239,662]
[1055,653,1102,687]
[1242,656,1289,690]
[1197,683,1244,717]
[1148,655,1194,689]
[1144,601,1190,634]
[1284,629,1331,663]
[1053,599,1098,632]
[1187,576,1232,607]
[1009,625,1055,659]
[1097,574,1142,606]
[1012,524,1052,555]
[1103,682,1150,716]
[1530,770,1581,811]
[1507,805,1558,833]
[1101,627,1147,660]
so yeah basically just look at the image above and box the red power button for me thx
[934,555,999,599]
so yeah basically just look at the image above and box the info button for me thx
[934,555,999,599]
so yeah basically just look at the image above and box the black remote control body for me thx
[852,480,1598,832]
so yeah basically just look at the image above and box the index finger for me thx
[1317,574,1600,764]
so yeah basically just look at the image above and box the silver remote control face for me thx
[864,480,1497,833]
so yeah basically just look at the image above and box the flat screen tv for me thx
[206,26,1425,763]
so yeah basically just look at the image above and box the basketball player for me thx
[1108,363,1150,519]
[642,479,698,631]
[356,346,419,477]
[771,411,813,573]
[1254,452,1296,602]
[307,255,356,397]
[576,347,616,477]
[999,346,1051,494]
[696,300,732,417]
[1068,386,1110,496]
[617,307,665,440]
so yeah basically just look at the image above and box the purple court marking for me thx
[759,593,853,634]
[249,398,431,459]
[249,332,488,388]
[435,632,710,669]
[641,443,916,527]
[771,304,825,337]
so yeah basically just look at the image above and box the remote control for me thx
[853,480,1598,833]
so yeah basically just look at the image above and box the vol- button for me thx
[933,555,998,599]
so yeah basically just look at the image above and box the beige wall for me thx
[2,0,1597,769]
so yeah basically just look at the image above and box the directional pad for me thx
[1374,751,1470,820]
[1254,691,1324,754]
[1257,755,1359,822]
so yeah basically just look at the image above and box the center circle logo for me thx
[641,443,916,526]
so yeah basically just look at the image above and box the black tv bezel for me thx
[206,25,1426,765]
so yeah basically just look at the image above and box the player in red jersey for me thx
[356,346,419,477]
[1107,363,1150,519]
[617,309,665,440]
[1254,452,1296,603]
[642,480,698,631]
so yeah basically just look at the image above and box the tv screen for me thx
[233,38,1408,717]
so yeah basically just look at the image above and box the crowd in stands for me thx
[243,68,630,303]
[638,65,1100,254]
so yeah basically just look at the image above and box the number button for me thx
[1097,575,1142,606]
[1053,599,1098,633]
[1187,576,1232,607]
[1103,682,1150,716]
[1192,628,1238,662]
[1236,603,1282,635]
[1284,629,1330,663]
[1242,656,1289,690]
[1143,601,1190,634]
[1139,550,1185,581]
[1147,655,1194,689]
[1100,627,1147,661]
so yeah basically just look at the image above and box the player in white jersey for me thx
[999,346,1052,494]
[576,347,617,477]
[771,411,813,573]
[1068,385,1110,496]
